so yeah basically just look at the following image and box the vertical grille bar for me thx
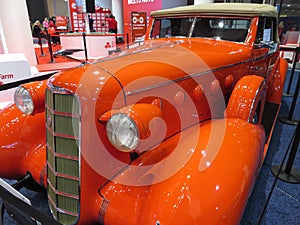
[46,88,81,225]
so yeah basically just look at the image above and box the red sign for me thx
[55,16,68,30]
[131,12,147,42]
[123,0,162,42]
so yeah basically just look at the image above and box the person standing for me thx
[88,15,95,32]
[43,17,49,32]
[32,20,42,38]
[278,21,284,43]
[32,20,45,46]
[106,14,118,34]
[48,19,59,44]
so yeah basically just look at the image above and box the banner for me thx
[131,12,147,42]
[55,16,68,30]
[123,0,162,42]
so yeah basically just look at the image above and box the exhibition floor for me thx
[1,69,299,225]
[34,43,82,72]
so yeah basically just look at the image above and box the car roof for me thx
[151,3,278,18]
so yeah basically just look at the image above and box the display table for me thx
[59,33,117,60]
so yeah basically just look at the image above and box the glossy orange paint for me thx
[266,57,289,103]
[0,102,46,184]
[21,80,48,115]
[226,75,266,123]
[0,81,47,185]
[99,119,266,225]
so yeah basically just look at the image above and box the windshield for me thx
[151,17,251,42]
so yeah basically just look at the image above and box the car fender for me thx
[266,57,288,103]
[23,143,47,187]
[99,119,266,225]
[0,103,46,182]
[226,75,266,124]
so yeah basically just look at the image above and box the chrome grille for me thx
[46,88,80,225]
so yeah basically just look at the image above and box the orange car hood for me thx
[49,39,250,95]
[93,39,250,91]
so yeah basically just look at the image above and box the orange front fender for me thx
[99,118,266,225]
[23,143,47,187]
[0,103,46,183]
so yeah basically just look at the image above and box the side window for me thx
[255,17,277,44]
[151,20,161,38]
[150,18,193,38]
[151,19,171,38]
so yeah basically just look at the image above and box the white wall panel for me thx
[0,0,37,66]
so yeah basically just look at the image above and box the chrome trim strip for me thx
[48,197,79,217]
[48,85,74,95]
[47,144,79,161]
[47,163,80,181]
[46,105,80,118]
[46,125,79,140]
[48,182,79,200]
[98,198,110,225]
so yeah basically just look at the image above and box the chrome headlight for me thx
[14,86,34,114]
[106,113,139,152]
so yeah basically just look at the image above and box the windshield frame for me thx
[149,16,252,43]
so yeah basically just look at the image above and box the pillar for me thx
[0,0,37,66]
[111,0,123,34]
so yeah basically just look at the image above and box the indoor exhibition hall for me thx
[0,0,299,225]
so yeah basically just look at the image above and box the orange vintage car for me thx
[0,3,288,225]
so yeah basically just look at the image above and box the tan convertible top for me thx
[151,3,278,18]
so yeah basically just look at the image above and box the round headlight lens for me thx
[14,86,34,114]
[106,113,139,152]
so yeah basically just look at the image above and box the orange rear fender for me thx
[266,57,288,103]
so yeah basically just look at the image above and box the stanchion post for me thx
[39,42,44,56]
[126,33,129,49]
[281,45,299,96]
[285,121,300,174]
[38,37,46,57]
[82,33,88,62]
[271,121,300,184]
[287,68,300,121]
[47,33,55,63]
[279,49,300,125]
[286,46,299,95]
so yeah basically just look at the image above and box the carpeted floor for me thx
[240,68,300,225]
[0,68,299,224]
[34,42,82,72]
